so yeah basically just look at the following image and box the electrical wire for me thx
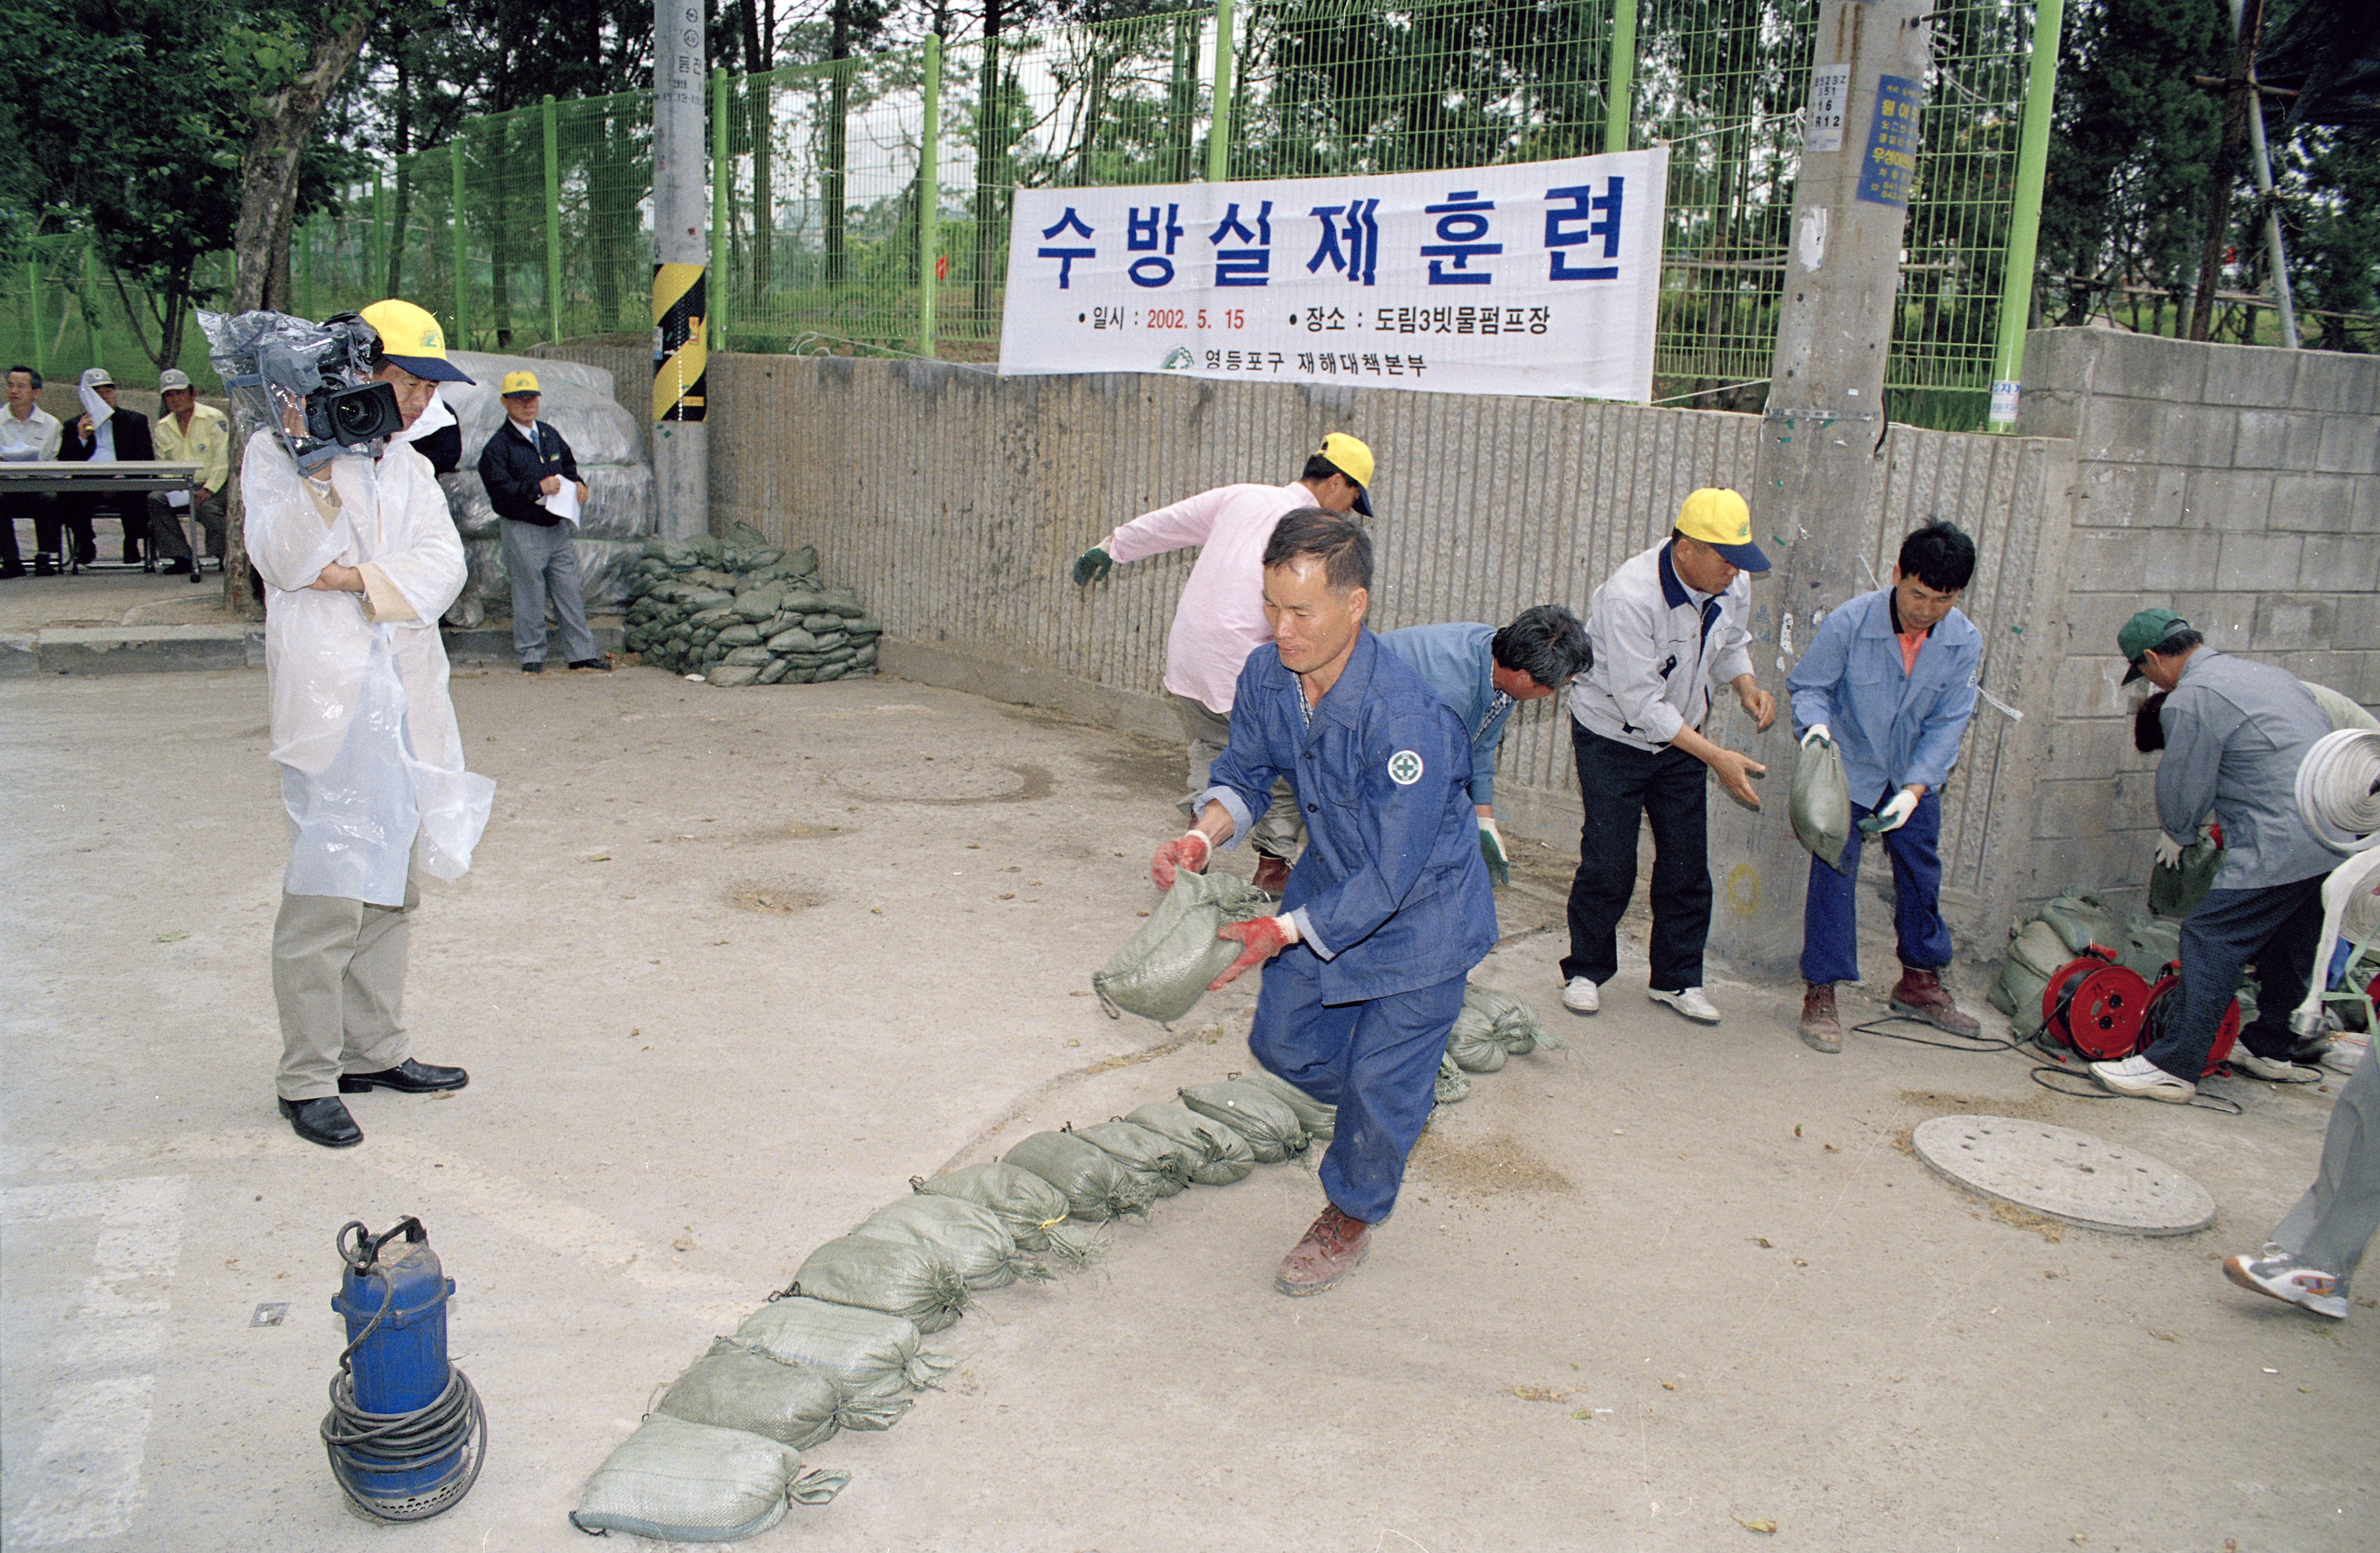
[320,1221,486,1523]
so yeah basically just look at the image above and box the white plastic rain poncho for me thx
[243,428,493,906]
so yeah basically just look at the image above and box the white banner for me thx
[998,149,1667,402]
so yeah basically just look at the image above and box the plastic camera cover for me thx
[200,308,387,473]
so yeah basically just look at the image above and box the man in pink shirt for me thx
[1074,434,1375,894]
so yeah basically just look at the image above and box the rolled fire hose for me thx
[2289,729,2380,1034]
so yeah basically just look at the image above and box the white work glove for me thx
[1801,724,1831,749]
[1476,815,1509,887]
[1860,786,1921,835]
[2154,833,2186,869]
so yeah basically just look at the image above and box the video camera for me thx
[200,308,404,471]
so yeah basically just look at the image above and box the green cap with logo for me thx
[2118,607,2190,683]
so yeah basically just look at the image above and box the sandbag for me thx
[1003,1129,1156,1222]
[568,1414,846,1541]
[2038,894,2119,957]
[1472,984,1560,1054]
[1232,1069,1335,1143]
[655,1339,909,1449]
[1093,870,1276,1023]
[2119,912,2183,982]
[909,1163,1091,1259]
[789,1235,970,1333]
[1123,1101,1256,1185]
[1435,1051,1473,1106]
[855,1197,1052,1290]
[1072,1120,1193,1198]
[1790,732,1853,870]
[1180,1079,1310,1164]
[2148,830,2223,920]
[733,1296,952,1397]
[1989,916,2070,1020]
[1446,1006,1510,1072]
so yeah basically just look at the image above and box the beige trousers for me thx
[273,882,415,1101]
[1173,693,1304,861]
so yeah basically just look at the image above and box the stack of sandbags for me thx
[433,351,654,624]
[621,525,882,687]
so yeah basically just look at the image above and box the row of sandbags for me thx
[1988,891,2257,1030]
[572,984,1558,1541]
[620,524,882,687]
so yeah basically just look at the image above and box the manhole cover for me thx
[834,760,1045,804]
[1912,1115,2215,1236]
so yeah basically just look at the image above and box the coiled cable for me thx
[321,1221,486,1521]
[2296,728,2380,853]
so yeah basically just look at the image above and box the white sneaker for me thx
[2225,1246,2349,1319]
[2226,1046,2323,1084]
[1649,986,1721,1024]
[2090,1054,2196,1103]
[1561,976,1600,1014]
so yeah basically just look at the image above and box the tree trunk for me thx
[225,3,378,620]
[2190,1,2262,343]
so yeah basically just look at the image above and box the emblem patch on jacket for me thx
[1386,750,1424,786]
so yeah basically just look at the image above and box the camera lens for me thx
[325,383,401,444]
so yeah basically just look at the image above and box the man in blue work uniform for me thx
[1150,509,1496,1297]
[1380,605,1593,885]
[1786,521,1984,1053]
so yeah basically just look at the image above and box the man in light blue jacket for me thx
[1786,522,1983,1053]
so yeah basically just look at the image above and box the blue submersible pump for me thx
[321,1217,486,1520]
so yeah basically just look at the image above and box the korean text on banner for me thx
[998,150,1670,404]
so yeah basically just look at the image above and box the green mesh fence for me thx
[9,0,2056,421]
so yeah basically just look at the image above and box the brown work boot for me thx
[1798,981,1842,1054]
[1251,852,1291,896]
[1274,1203,1371,1297]
[1890,965,1981,1036]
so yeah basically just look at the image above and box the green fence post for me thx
[1989,0,2065,431]
[83,235,98,366]
[711,69,731,352]
[1207,0,1235,182]
[451,138,470,348]
[26,254,43,378]
[544,94,564,343]
[1603,0,1637,155]
[371,166,387,298]
[919,33,943,356]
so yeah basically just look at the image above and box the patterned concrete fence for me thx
[537,328,2377,964]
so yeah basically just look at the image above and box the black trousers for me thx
[0,492,35,572]
[34,498,98,563]
[1561,722,1714,993]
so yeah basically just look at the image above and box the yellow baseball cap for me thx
[1317,432,1375,516]
[500,370,542,397]
[1674,488,1769,572]
[359,299,474,383]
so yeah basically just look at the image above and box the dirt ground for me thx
[3,661,2373,1552]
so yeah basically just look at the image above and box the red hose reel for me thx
[2037,947,2240,1077]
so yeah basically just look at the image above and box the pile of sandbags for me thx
[621,524,881,687]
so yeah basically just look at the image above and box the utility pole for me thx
[652,0,710,540]
[1707,0,1934,980]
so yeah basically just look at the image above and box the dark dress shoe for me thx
[339,1058,469,1094]
[279,1095,364,1148]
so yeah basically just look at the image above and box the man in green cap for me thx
[2093,608,2338,1102]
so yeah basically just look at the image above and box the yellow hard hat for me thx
[1674,488,1770,572]
[359,299,474,383]
[1317,432,1375,515]
[500,370,542,397]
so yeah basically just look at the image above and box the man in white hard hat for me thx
[150,368,232,565]
[1072,434,1377,895]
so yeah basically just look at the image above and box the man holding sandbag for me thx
[1148,509,1495,1297]
[1785,521,1983,1054]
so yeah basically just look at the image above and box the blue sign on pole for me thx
[1856,73,1924,208]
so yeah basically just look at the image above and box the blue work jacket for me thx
[1378,621,1512,808]
[1787,587,1980,805]
[1202,629,1497,1003]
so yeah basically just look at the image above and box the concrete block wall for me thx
[2016,329,2380,920]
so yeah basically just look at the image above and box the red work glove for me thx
[1209,916,1297,990]
[1151,831,1212,889]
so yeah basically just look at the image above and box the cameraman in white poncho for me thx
[212,303,494,1150]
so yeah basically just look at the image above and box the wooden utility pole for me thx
[1707,0,1935,979]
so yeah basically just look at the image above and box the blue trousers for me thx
[1799,788,1953,985]
[2145,875,2327,1079]
[1247,948,1466,1225]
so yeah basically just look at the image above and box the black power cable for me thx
[320,1220,487,1521]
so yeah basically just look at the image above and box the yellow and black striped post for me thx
[652,262,708,424]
